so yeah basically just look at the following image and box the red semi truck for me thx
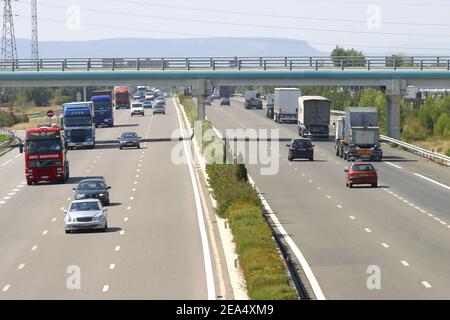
[20,126,69,185]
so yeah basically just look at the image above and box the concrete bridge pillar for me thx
[385,80,407,140]
[192,80,211,121]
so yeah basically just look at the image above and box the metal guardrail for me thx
[380,135,450,166]
[1,56,450,72]
[330,110,450,166]
[0,128,18,151]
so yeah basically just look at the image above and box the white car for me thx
[130,102,144,116]
[64,199,108,233]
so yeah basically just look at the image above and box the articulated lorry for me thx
[335,107,383,161]
[113,87,130,109]
[91,90,114,127]
[297,96,331,138]
[244,91,263,109]
[20,126,69,185]
[62,102,96,149]
[273,88,300,123]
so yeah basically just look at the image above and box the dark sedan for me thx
[287,138,314,161]
[119,132,141,149]
[220,97,230,106]
[73,178,111,206]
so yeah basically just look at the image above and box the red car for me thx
[345,162,378,188]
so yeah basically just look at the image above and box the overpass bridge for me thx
[2,56,450,139]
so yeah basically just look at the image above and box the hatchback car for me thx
[287,138,314,161]
[73,178,111,206]
[153,103,166,115]
[143,100,152,109]
[64,199,108,233]
[345,162,378,188]
[119,132,141,149]
[220,97,230,106]
[130,102,145,116]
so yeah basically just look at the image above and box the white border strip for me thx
[173,98,216,300]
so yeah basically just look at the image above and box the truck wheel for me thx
[349,183,353,188]
[27,180,32,186]
[372,183,378,188]
[343,152,348,160]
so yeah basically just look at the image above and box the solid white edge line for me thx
[385,161,402,169]
[413,173,450,191]
[247,174,326,300]
[174,98,216,300]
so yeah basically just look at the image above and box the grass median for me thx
[178,94,297,300]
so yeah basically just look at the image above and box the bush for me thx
[206,163,297,300]
[0,111,16,127]
[433,113,450,137]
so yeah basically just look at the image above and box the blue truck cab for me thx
[92,95,114,128]
[63,102,96,149]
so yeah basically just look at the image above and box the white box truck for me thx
[274,88,300,123]
[297,96,331,138]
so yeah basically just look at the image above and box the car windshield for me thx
[69,201,100,212]
[26,139,62,153]
[121,133,137,139]
[292,140,312,148]
[77,181,107,190]
[132,104,142,108]
[352,164,375,171]
[64,116,92,127]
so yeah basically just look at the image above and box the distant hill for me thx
[16,37,322,58]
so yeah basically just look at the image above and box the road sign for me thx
[47,110,55,118]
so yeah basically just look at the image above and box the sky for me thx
[9,0,450,54]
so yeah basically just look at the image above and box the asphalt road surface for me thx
[0,100,219,299]
[206,97,450,299]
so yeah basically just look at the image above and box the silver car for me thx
[64,199,108,233]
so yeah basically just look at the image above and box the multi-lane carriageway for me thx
[206,97,450,300]
[0,99,224,299]
[1,96,449,300]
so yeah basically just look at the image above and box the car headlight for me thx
[75,194,85,199]
[98,194,105,197]
[94,211,105,220]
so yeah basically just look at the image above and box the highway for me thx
[0,99,221,299]
[206,97,450,299]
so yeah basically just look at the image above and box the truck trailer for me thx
[274,88,300,123]
[335,107,383,161]
[297,96,331,138]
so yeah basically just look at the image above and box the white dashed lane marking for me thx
[381,243,390,248]
[114,246,120,252]
[364,228,372,233]
[422,281,432,288]
[18,263,25,270]
[349,216,356,220]
[31,245,38,251]
[42,230,48,235]
[2,285,10,292]
[109,264,115,270]
[102,285,110,292]
[401,260,410,267]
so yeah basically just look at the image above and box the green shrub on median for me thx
[178,95,298,300]
[206,164,298,300]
